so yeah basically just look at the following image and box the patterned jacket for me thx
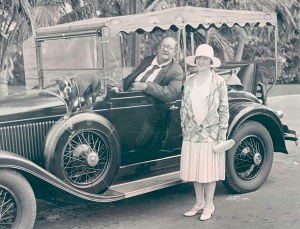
[180,71,229,142]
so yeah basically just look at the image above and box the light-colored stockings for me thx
[194,181,216,208]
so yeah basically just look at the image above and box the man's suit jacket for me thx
[123,55,183,102]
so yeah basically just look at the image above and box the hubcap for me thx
[253,152,262,165]
[87,152,99,167]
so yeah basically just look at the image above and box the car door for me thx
[158,92,182,154]
[108,88,182,164]
[108,89,156,164]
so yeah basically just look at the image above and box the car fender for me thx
[0,150,125,202]
[228,102,287,153]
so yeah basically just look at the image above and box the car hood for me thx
[228,90,260,103]
[0,90,65,123]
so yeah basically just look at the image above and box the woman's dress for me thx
[180,74,225,183]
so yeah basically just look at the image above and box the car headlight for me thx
[275,110,283,119]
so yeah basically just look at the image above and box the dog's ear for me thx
[56,78,64,84]
[65,77,72,86]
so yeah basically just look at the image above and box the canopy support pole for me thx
[274,25,278,84]
[191,32,195,55]
[265,24,279,100]
[35,40,44,89]
[182,28,187,76]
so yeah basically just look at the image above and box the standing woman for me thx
[180,44,229,221]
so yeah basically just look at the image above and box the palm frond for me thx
[34,5,64,27]
[207,28,235,59]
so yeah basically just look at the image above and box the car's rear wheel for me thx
[224,121,274,193]
[45,112,121,194]
[0,169,36,229]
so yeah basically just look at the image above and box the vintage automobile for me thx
[0,6,298,229]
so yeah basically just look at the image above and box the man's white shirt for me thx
[134,57,172,83]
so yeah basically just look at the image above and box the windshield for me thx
[24,35,105,90]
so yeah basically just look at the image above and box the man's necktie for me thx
[139,65,160,82]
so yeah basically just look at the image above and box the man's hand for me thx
[131,82,148,91]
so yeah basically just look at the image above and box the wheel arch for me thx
[44,112,122,194]
[228,103,287,154]
[0,150,124,202]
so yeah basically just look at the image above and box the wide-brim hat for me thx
[186,44,221,68]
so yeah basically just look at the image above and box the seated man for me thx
[123,36,184,102]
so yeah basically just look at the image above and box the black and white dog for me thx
[56,72,101,118]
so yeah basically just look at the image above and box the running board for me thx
[108,171,184,198]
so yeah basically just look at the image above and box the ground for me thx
[33,86,300,229]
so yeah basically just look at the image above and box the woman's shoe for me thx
[199,205,215,221]
[183,203,205,217]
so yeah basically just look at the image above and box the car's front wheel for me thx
[224,121,274,193]
[0,169,36,229]
[45,112,121,194]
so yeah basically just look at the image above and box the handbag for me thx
[213,139,235,154]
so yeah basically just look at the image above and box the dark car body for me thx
[0,6,297,229]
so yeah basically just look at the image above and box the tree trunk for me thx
[177,0,184,6]
[206,0,210,8]
[19,0,36,35]
[234,28,247,61]
[128,0,141,66]
[204,0,210,43]
[235,35,245,61]
[205,30,210,44]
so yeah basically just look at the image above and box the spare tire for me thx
[44,112,121,194]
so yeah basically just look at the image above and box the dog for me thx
[56,72,101,118]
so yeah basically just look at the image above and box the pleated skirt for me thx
[180,140,225,183]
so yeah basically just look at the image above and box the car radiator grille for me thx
[0,121,55,162]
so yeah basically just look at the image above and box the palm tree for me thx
[0,0,71,84]
[178,0,298,61]
[226,0,298,60]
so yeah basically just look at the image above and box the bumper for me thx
[283,124,298,145]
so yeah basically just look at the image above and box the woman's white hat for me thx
[186,44,221,67]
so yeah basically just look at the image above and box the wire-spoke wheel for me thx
[63,130,109,186]
[45,113,121,194]
[0,169,36,229]
[224,121,273,193]
[235,136,265,180]
[0,187,17,229]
